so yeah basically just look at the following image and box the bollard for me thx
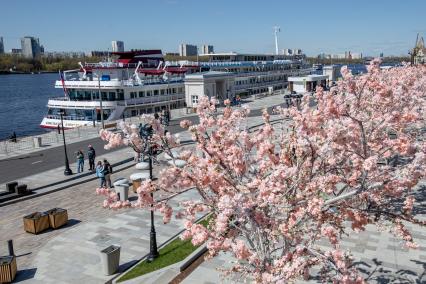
[4,141,8,155]
[7,240,14,256]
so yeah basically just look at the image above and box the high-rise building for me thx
[201,44,214,54]
[21,36,41,58]
[282,48,293,55]
[293,49,302,55]
[112,40,124,52]
[179,43,197,56]
[0,37,4,54]
[351,53,362,59]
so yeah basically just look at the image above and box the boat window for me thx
[108,92,115,101]
[160,89,165,95]
[46,108,107,121]
[154,90,159,96]
[139,91,145,97]
[117,89,124,100]
[77,90,84,100]
[147,91,152,97]
[101,92,108,100]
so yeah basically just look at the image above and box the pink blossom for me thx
[180,119,193,129]
[96,62,426,283]
[231,239,252,260]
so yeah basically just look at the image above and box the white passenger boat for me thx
[40,50,312,129]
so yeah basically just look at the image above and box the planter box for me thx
[132,180,141,193]
[23,212,50,234]
[0,256,17,283]
[46,208,68,229]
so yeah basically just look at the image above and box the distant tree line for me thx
[0,54,102,73]
[306,56,411,65]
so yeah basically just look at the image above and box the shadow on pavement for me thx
[13,267,37,282]
[352,258,426,283]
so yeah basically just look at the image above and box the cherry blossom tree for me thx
[97,60,426,283]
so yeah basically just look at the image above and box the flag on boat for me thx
[59,71,68,97]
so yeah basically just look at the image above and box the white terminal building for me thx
[288,74,329,93]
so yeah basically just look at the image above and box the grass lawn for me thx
[117,216,211,282]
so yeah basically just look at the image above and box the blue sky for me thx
[1,0,425,56]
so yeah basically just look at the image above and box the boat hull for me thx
[40,117,94,129]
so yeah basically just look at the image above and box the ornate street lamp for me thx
[139,123,159,262]
[59,109,73,176]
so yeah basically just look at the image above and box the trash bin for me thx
[113,178,129,201]
[33,137,42,148]
[100,245,120,275]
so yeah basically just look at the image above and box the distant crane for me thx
[273,26,281,55]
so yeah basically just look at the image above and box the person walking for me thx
[103,159,113,188]
[87,145,96,171]
[76,150,84,173]
[95,161,106,188]
[165,109,170,123]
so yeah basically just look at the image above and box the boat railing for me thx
[84,62,151,69]
[49,97,70,101]
[122,94,185,106]
[166,60,295,67]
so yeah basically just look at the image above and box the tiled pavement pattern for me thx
[0,158,203,283]
[181,187,426,284]
[2,94,423,283]
[30,189,203,284]
[0,112,291,283]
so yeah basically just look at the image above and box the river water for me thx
[0,73,62,140]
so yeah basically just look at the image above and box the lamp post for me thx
[147,143,159,262]
[97,71,105,129]
[59,109,73,176]
[139,124,159,262]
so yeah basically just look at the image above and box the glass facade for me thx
[67,89,124,101]
[47,108,111,121]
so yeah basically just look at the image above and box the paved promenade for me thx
[0,149,204,283]
[2,92,422,283]
[0,100,281,283]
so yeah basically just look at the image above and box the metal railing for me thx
[0,124,103,156]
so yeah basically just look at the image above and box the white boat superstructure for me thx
[40,50,312,129]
